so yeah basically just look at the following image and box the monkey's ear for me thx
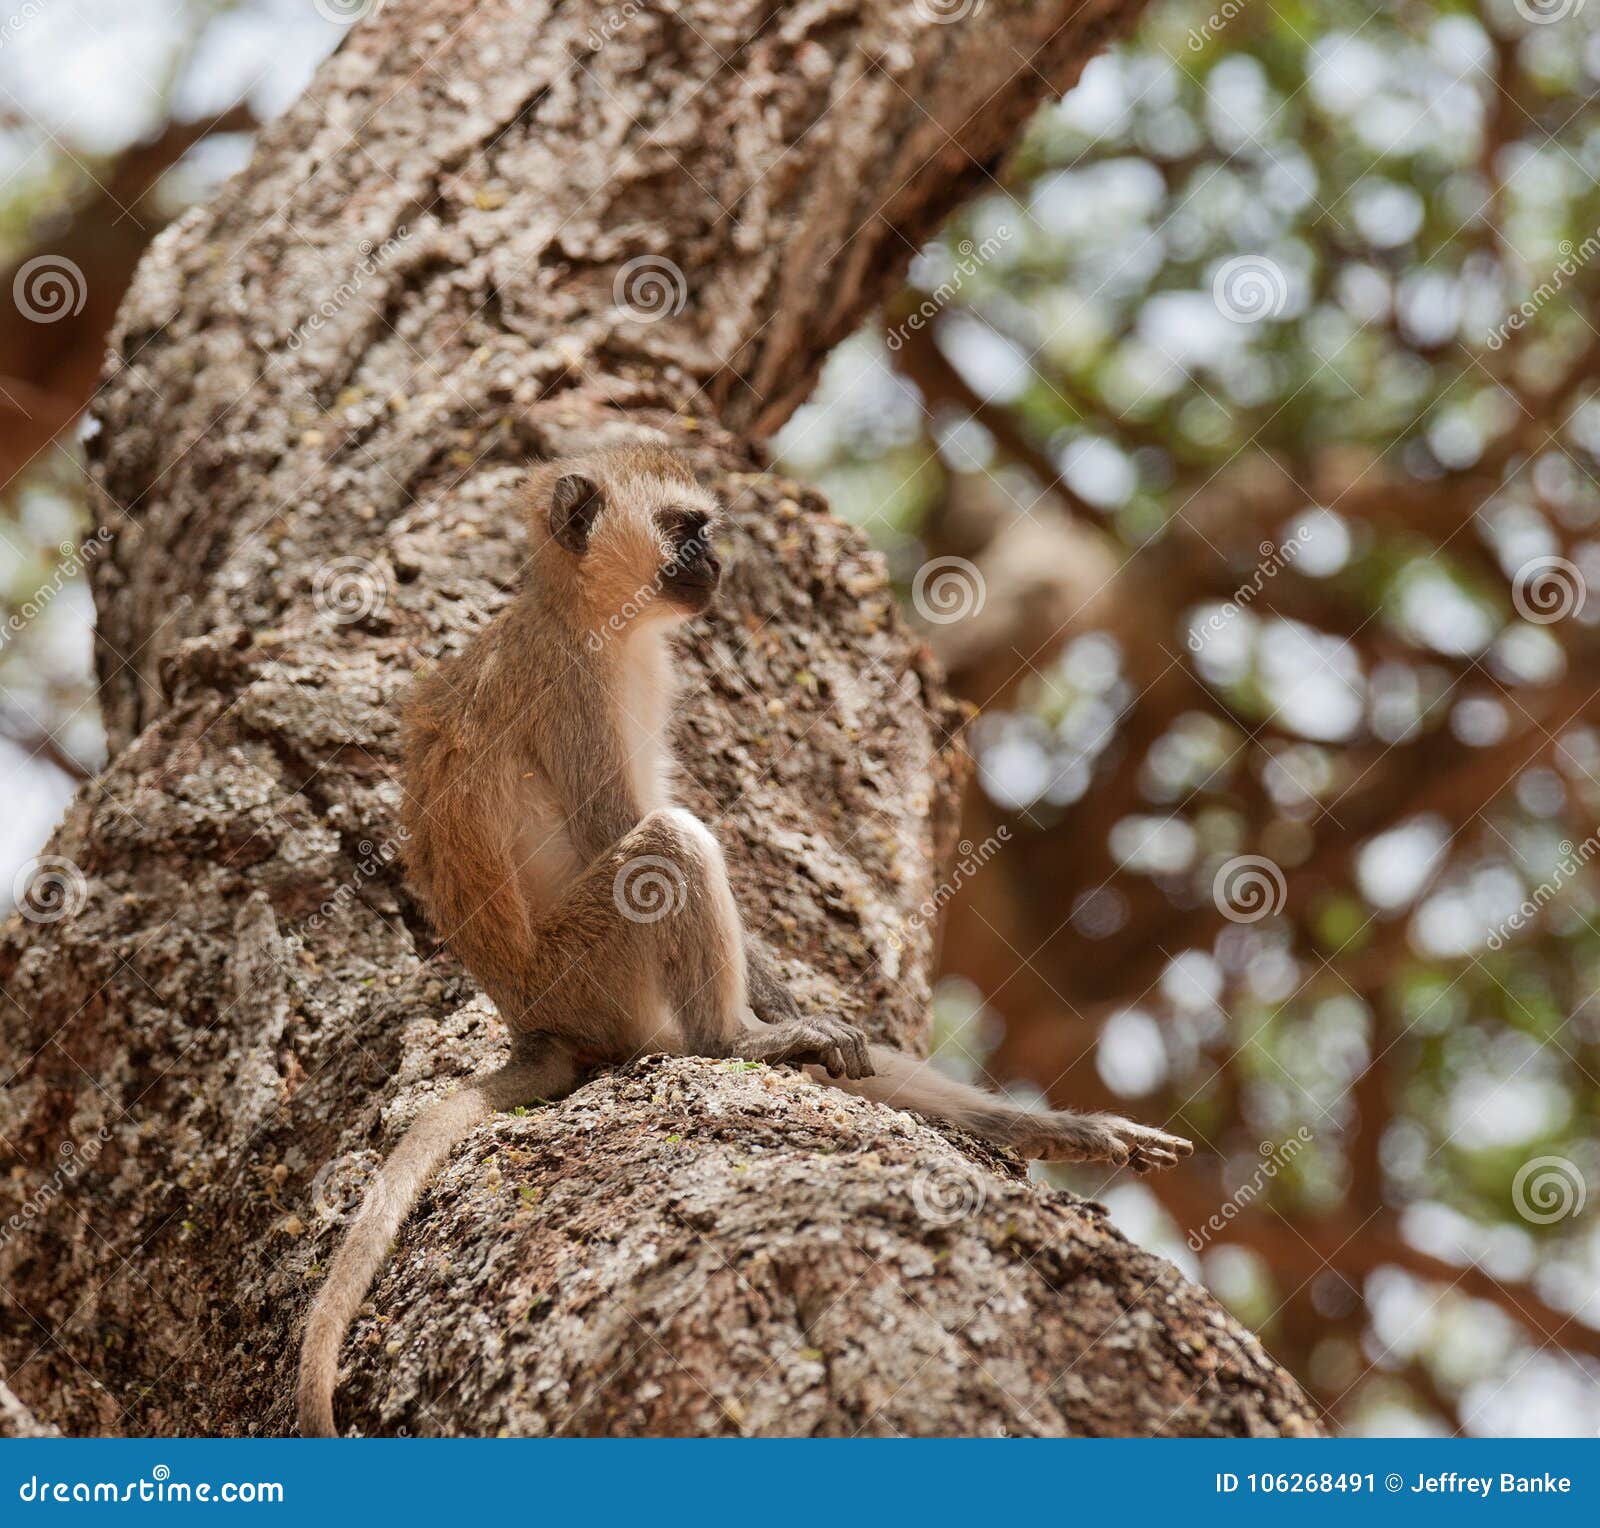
[549,473,604,555]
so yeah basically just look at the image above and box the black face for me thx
[660,508,721,611]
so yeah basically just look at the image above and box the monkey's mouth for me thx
[663,549,721,609]
[663,565,720,610]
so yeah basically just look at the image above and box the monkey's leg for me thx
[519,808,872,1079]
[296,1033,579,1437]
[821,1048,1194,1172]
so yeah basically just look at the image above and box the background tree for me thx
[0,0,1317,1438]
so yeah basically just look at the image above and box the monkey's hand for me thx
[1014,1112,1194,1174]
[739,1016,874,1080]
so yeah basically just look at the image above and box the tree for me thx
[0,0,1317,1437]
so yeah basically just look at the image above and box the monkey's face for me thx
[656,505,722,613]
[545,462,723,626]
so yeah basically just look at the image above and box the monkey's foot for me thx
[1018,1112,1193,1173]
[744,1016,874,1080]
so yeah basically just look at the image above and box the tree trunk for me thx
[0,0,1319,1437]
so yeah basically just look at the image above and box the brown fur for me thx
[295,445,1192,1436]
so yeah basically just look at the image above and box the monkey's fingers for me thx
[831,1029,871,1078]
[1112,1120,1193,1159]
[1020,1118,1131,1165]
[813,1019,872,1078]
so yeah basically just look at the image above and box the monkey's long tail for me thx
[295,1054,569,1438]
[814,1045,1192,1168]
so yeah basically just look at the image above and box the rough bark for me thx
[0,0,1319,1436]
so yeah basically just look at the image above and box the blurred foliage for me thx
[777,0,1600,1435]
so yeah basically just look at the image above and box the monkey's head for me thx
[536,447,724,628]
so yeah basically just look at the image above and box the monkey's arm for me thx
[744,935,802,1024]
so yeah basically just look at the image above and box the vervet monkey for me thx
[296,446,1192,1435]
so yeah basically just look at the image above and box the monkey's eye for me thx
[660,510,711,564]
[661,509,709,540]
